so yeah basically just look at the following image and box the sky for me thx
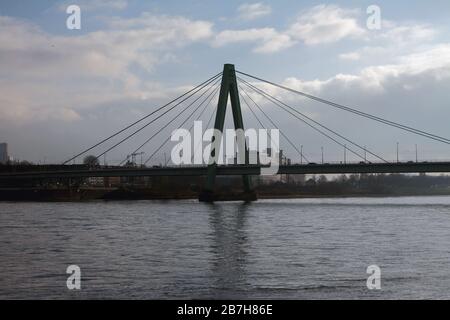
[1,0,450,165]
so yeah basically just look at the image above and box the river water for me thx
[0,196,449,299]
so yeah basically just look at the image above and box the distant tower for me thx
[279,149,284,165]
[0,143,8,164]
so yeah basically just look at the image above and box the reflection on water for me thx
[0,196,449,299]
[208,203,249,298]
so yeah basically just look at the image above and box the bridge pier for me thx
[199,189,257,202]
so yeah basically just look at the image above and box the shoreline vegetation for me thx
[1,186,450,202]
[2,164,450,201]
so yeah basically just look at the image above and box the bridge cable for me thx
[96,75,221,162]
[146,83,220,167]
[238,77,387,163]
[164,86,221,166]
[119,78,221,166]
[62,72,222,164]
[239,86,310,164]
[143,83,221,166]
[238,77,376,163]
[118,77,221,166]
[239,87,310,164]
[191,95,219,164]
[236,70,450,145]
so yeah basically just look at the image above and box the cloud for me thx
[339,52,361,61]
[254,33,294,53]
[107,12,214,41]
[279,44,450,95]
[287,5,366,45]
[338,23,438,62]
[0,14,214,124]
[237,2,272,20]
[220,4,437,55]
[212,28,295,53]
[380,22,436,44]
[215,4,366,53]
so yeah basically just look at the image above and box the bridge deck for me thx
[1,162,450,179]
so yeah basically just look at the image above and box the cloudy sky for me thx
[1,0,450,165]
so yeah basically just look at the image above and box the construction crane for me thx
[126,152,145,167]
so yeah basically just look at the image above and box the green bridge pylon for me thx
[199,64,257,202]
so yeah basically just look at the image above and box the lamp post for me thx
[415,144,418,163]
[344,144,347,164]
[321,146,324,164]
[396,142,399,163]
[300,145,303,165]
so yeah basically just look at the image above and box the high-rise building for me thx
[0,143,8,164]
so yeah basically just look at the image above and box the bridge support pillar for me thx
[199,64,257,202]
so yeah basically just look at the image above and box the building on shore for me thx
[0,143,8,164]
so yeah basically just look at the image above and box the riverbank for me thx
[1,187,450,201]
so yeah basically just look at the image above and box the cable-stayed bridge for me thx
[2,64,450,202]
